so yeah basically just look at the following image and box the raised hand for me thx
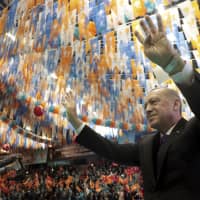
[62,91,83,130]
[135,15,185,75]
[62,91,76,115]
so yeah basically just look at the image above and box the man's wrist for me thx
[164,55,185,76]
[171,60,194,85]
[66,109,83,130]
[76,124,85,134]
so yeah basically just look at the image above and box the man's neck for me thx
[161,117,181,134]
[164,123,177,135]
[161,122,178,135]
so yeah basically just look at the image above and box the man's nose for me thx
[145,104,152,113]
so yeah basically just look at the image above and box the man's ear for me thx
[173,99,181,112]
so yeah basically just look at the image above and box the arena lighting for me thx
[25,126,32,131]
[41,135,48,139]
[94,125,118,137]
[50,72,57,79]
[65,86,72,92]
[157,5,165,14]
[5,32,16,41]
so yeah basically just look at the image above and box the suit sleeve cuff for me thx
[171,60,194,85]
[76,123,85,134]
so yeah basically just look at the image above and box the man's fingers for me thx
[145,15,157,34]
[62,91,76,107]
[62,93,70,105]
[140,20,151,37]
[65,91,73,99]
[157,14,163,32]
[134,30,144,44]
[144,34,153,46]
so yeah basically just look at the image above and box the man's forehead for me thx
[145,89,163,100]
[144,89,161,102]
[149,87,165,95]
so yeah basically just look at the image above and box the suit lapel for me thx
[156,118,187,181]
[156,139,172,181]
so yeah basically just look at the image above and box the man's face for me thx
[144,89,175,131]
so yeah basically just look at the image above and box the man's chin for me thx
[149,121,158,129]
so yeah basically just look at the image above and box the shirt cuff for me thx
[171,60,194,85]
[76,123,85,135]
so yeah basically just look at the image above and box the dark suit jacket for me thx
[76,71,200,200]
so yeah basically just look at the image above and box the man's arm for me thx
[135,15,200,118]
[62,92,140,166]
[134,15,186,76]
[76,125,140,166]
[135,15,195,84]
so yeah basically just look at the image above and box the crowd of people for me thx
[0,160,144,200]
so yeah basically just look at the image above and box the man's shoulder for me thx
[186,116,200,129]
[138,131,158,143]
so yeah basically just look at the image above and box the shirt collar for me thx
[165,123,177,136]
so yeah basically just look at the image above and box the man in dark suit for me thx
[63,15,200,200]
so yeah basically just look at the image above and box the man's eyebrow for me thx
[144,97,159,109]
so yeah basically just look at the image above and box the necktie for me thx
[160,134,169,144]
